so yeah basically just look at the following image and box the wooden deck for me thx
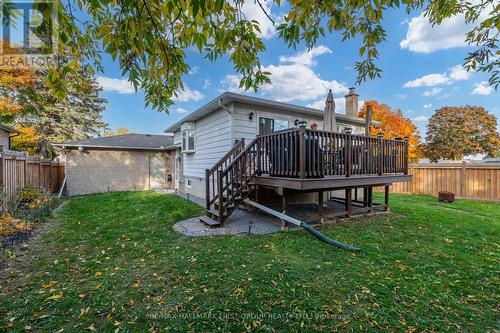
[252,174,411,191]
[203,126,411,226]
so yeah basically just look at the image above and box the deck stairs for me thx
[201,138,259,227]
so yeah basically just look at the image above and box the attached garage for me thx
[56,134,177,196]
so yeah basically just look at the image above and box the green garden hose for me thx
[300,222,361,252]
[244,199,361,252]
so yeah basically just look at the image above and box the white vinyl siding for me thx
[182,108,231,178]
[231,102,325,142]
[0,129,10,150]
[173,131,181,145]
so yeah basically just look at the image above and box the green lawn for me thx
[1,191,498,332]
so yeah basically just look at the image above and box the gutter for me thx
[54,144,173,151]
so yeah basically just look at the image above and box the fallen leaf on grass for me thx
[47,293,63,301]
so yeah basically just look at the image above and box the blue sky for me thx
[93,3,499,138]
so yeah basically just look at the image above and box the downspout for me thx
[219,98,232,115]
[8,131,20,150]
[219,98,235,145]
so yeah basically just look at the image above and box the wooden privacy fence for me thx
[0,150,65,205]
[379,162,500,202]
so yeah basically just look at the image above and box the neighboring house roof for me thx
[54,134,175,151]
[0,124,18,134]
[164,92,366,133]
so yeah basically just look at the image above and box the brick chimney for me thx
[344,87,359,119]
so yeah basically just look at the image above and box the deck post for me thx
[344,128,352,177]
[318,190,324,220]
[205,169,210,210]
[299,126,306,178]
[256,137,261,175]
[368,187,373,213]
[384,185,389,211]
[281,189,288,228]
[403,136,410,174]
[217,170,224,225]
[345,188,352,217]
[377,132,384,176]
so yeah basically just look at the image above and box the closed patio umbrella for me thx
[323,89,336,132]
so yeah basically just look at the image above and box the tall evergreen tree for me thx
[5,66,108,157]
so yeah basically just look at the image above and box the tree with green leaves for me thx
[424,106,499,162]
[26,0,497,112]
[104,127,130,136]
[7,67,107,157]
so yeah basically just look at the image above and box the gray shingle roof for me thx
[0,124,17,133]
[55,134,175,150]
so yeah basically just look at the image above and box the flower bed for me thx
[0,186,60,259]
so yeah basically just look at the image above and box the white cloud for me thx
[471,81,493,95]
[174,85,204,102]
[413,116,429,122]
[220,75,246,93]
[241,0,277,39]
[400,12,469,53]
[307,98,346,114]
[176,107,188,114]
[404,74,450,88]
[404,64,472,89]
[422,87,442,97]
[449,65,471,81]
[279,45,332,66]
[260,63,348,101]
[423,103,433,109]
[221,45,348,102]
[97,76,135,94]
[203,78,211,89]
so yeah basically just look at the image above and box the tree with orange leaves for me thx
[0,41,35,120]
[1,41,107,157]
[359,100,422,162]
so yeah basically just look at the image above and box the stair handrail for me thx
[216,137,259,222]
[205,138,246,210]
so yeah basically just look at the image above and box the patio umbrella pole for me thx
[243,199,361,252]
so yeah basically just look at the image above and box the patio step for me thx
[207,208,234,218]
[200,215,221,228]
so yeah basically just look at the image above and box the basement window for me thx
[181,130,195,153]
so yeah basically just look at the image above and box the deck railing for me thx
[256,128,408,178]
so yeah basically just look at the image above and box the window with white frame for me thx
[181,130,195,153]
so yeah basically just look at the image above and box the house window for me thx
[186,180,192,188]
[275,119,289,131]
[259,117,290,135]
[182,130,195,153]
[259,117,274,135]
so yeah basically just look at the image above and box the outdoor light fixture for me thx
[344,127,353,134]
[377,132,384,138]
[248,112,255,121]
[298,121,307,128]
[294,119,300,126]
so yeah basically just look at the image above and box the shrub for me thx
[16,186,43,204]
